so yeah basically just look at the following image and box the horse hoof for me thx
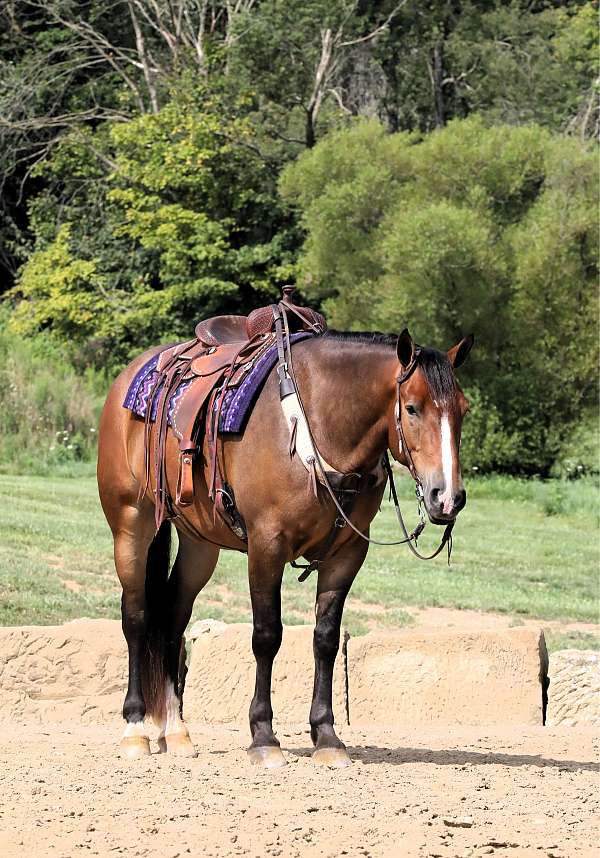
[119,736,151,759]
[157,732,197,757]
[247,745,287,769]
[312,746,352,768]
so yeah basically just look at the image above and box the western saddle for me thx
[143,287,329,536]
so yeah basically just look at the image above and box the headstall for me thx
[277,304,454,571]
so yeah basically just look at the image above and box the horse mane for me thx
[323,330,457,402]
[323,329,398,347]
[415,346,457,403]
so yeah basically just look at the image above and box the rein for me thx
[277,303,454,566]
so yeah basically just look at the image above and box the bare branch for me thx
[328,88,352,115]
[340,1,407,48]
[128,1,160,112]
[0,109,130,132]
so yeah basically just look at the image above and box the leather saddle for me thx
[195,298,324,347]
[195,314,248,347]
[145,287,326,533]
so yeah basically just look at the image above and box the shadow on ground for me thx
[286,745,599,772]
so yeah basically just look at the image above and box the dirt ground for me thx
[0,721,597,858]
[401,606,600,638]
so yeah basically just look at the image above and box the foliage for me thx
[0,317,105,473]
[9,89,295,363]
[551,411,600,479]
[281,116,598,475]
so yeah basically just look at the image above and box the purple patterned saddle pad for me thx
[123,332,311,434]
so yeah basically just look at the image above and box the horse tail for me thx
[140,519,172,725]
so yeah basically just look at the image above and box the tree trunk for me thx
[433,37,444,128]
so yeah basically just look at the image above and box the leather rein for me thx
[277,301,454,566]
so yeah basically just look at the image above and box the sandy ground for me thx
[0,721,597,858]
[404,607,600,637]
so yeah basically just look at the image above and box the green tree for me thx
[9,88,295,364]
[281,115,598,473]
[231,0,402,148]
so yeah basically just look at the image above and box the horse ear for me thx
[397,328,415,369]
[447,334,474,369]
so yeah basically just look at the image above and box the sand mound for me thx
[546,649,600,727]
[0,619,126,725]
[0,619,549,727]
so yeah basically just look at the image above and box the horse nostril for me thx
[429,487,444,511]
[454,489,466,510]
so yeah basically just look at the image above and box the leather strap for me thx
[176,449,195,506]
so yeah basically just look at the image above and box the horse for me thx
[97,322,473,768]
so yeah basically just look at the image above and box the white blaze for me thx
[439,413,455,514]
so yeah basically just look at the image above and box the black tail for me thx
[140,520,171,724]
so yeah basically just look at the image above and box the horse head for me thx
[392,328,474,524]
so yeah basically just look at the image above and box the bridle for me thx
[279,302,454,565]
[388,357,454,561]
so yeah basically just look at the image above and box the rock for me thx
[186,619,228,640]
[0,620,549,729]
[546,650,600,727]
[184,624,346,724]
[442,816,474,828]
[0,619,126,725]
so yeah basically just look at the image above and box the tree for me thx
[231,0,404,148]
[9,88,295,364]
[281,115,598,473]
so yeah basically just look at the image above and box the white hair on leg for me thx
[156,679,196,756]
[158,679,186,738]
[122,719,147,738]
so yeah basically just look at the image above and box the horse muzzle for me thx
[425,486,467,524]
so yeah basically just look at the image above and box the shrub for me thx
[0,320,106,473]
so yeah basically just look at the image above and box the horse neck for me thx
[294,338,398,474]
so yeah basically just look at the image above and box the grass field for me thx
[0,472,598,651]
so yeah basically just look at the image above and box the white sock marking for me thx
[159,679,187,738]
[123,720,147,739]
[439,413,455,515]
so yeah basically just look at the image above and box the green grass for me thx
[0,474,598,648]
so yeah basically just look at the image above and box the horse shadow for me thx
[285,745,599,772]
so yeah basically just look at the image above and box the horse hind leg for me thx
[114,508,170,759]
[156,532,220,757]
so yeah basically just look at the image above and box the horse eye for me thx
[406,404,418,416]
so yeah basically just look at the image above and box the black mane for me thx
[323,330,456,402]
[324,329,398,347]
[416,346,457,403]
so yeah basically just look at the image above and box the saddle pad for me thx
[123,332,312,434]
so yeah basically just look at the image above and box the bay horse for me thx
[97,324,473,767]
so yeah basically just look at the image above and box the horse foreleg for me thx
[157,533,219,757]
[310,538,368,768]
[247,540,286,769]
